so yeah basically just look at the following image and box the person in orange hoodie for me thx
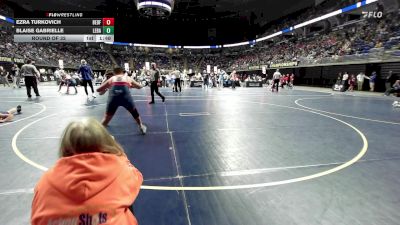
[31,118,143,225]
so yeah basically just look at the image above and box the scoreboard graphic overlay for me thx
[14,12,114,43]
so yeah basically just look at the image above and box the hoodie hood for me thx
[46,153,123,202]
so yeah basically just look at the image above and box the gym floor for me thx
[0,84,399,225]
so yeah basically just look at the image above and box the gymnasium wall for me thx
[244,61,400,92]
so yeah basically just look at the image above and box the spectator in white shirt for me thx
[356,72,370,91]
[171,70,181,92]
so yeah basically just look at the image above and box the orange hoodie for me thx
[31,153,143,225]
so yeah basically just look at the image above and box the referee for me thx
[20,59,40,98]
[172,69,182,92]
[272,69,281,92]
[78,59,96,100]
[149,63,165,104]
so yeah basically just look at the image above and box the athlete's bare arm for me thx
[97,78,112,95]
[131,78,143,89]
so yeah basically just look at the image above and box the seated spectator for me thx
[31,118,143,225]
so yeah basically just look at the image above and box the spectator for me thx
[348,74,356,92]
[0,66,10,87]
[384,80,400,96]
[172,69,182,92]
[289,73,295,88]
[54,68,61,84]
[336,73,342,85]
[341,72,349,92]
[31,118,143,225]
[385,71,398,92]
[356,72,369,91]
[230,70,237,89]
[11,64,21,88]
[370,71,377,92]
[1,2,400,81]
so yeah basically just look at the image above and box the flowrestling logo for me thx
[46,12,83,18]
[362,11,383,19]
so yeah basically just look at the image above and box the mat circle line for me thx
[11,98,368,191]
[294,97,400,125]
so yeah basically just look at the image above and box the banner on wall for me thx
[14,58,24,63]
[0,56,25,63]
[0,57,12,62]
[269,61,299,68]
[248,65,260,70]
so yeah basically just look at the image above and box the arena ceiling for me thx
[7,0,316,45]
